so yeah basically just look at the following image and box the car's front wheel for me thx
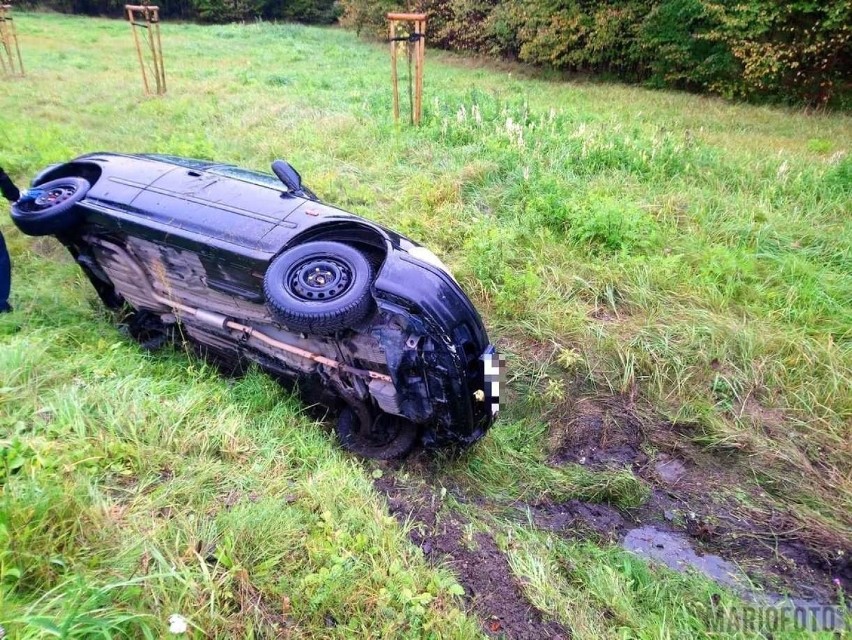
[10,177,91,236]
[336,407,418,459]
[263,241,374,334]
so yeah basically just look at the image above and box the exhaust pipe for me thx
[0,167,21,203]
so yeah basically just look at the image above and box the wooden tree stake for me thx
[387,12,426,125]
[0,4,24,77]
[126,4,166,95]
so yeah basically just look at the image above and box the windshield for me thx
[142,154,214,170]
[209,166,284,190]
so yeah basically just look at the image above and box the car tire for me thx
[336,407,418,460]
[10,177,91,236]
[124,310,174,352]
[263,241,374,334]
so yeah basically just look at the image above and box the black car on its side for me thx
[4,153,502,458]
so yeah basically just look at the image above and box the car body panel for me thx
[16,152,500,449]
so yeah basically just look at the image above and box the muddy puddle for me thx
[624,525,848,631]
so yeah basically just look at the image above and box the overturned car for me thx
[5,153,502,458]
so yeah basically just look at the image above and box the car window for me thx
[142,154,213,170]
[209,166,284,191]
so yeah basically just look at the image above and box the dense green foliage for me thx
[17,0,340,23]
[340,0,852,106]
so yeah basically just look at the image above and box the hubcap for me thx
[287,256,353,301]
[20,184,77,213]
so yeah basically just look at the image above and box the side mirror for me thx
[271,160,319,201]
[271,160,303,193]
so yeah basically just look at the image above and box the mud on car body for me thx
[7,153,502,458]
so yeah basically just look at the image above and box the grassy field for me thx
[1,11,850,639]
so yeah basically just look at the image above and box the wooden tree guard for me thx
[387,12,426,125]
[126,4,166,95]
[0,4,24,77]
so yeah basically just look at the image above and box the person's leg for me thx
[0,230,11,312]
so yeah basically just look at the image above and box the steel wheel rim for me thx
[20,184,78,213]
[287,256,353,301]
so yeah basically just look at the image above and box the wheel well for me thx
[287,222,388,270]
[32,162,103,188]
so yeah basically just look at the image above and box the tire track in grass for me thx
[374,475,570,640]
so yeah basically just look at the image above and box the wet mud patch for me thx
[651,454,688,485]
[532,383,851,596]
[512,488,849,615]
[374,476,569,640]
[678,499,852,595]
[547,395,648,470]
[520,499,631,540]
[630,453,852,598]
[524,479,850,606]
[624,526,848,631]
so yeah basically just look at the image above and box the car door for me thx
[130,166,301,252]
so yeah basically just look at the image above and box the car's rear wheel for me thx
[124,310,174,352]
[10,177,91,236]
[336,407,418,459]
[263,241,374,334]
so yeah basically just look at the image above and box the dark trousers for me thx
[0,230,10,311]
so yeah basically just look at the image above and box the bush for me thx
[275,0,340,24]
[703,0,852,105]
[192,0,261,23]
[506,1,649,78]
[640,0,737,92]
[337,0,399,35]
[336,0,852,107]
[419,0,499,52]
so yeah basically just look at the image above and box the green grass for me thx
[1,12,850,639]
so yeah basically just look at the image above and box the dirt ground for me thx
[375,475,570,639]
[543,393,850,595]
[375,388,850,638]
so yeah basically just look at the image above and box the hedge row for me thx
[340,0,852,107]
[17,0,339,24]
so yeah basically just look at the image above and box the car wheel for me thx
[336,407,418,459]
[124,310,174,352]
[263,241,374,334]
[10,177,91,236]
